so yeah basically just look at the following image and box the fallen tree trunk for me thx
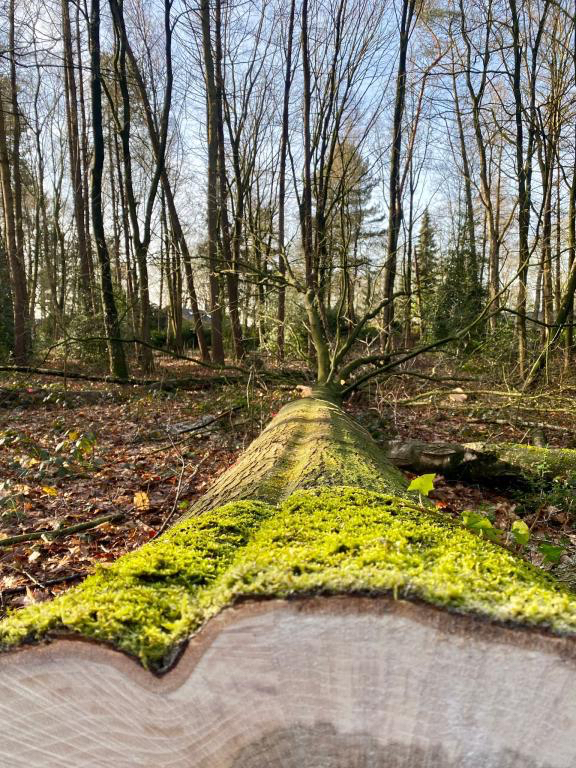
[2,393,576,767]
[385,438,576,485]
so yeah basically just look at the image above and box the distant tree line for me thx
[0,0,575,388]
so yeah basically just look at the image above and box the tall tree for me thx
[62,0,94,312]
[199,0,225,364]
[382,0,419,347]
[0,4,30,363]
[88,0,128,379]
[277,0,296,361]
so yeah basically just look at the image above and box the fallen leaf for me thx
[133,491,150,511]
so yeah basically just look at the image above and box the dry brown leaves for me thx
[0,363,291,614]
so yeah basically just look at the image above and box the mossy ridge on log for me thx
[3,486,576,669]
[185,396,410,517]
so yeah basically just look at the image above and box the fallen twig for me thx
[0,512,126,549]
[468,417,571,433]
[145,406,243,454]
[0,572,87,600]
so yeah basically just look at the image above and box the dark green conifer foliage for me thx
[433,212,484,346]
[415,208,439,339]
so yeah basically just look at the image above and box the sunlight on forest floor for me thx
[1,356,576,615]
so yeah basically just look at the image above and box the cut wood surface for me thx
[2,395,576,767]
[2,598,576,767]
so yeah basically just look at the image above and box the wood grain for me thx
[1,597,574,767]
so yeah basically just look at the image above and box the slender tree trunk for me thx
[76,3,95,295]
[382,0,417,348]
[0,21,30,363]
[301,0,314,294]
[110,1,209,362]
[214,0,244,361]
[452,66,478,281]
[403,163,415,347]
[62,0,93,312]
[276,1,295,361]
[508,0,549,379]
[109,0,156,372]
[509,0,530,377]
[555,164,562,314]
[88,0,128,379]
[200,0,225,364]
[565,124,576,368]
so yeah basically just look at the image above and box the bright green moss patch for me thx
[220,488,576,629]
[3,487,576,669]
[0,500,275,668]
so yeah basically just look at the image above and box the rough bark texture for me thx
[2,396,576,767]
[186,395,409,516]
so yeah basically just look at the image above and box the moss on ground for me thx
[3,487,576,669]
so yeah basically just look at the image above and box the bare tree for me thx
[88,0,128,379]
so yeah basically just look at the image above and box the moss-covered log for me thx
[187,394,410,515]
[386,438,576,485]
[2,395,576,767]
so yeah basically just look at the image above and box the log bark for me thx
[2,395,576,767]
[186,394,409,516]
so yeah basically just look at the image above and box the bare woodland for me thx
[0,0,573,386]
[1,0,576,766]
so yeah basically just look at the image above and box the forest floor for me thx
[1,355,576,615]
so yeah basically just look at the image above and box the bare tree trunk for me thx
[0,8,30,363]
[276,0,295,362]
[88,0,128,379]
[214,0,244,361]
[565,123,576,368]
[109,1,210,363]
[200,0,225,364]
[301,0,314,295]
[452,66,478,281]
[509,0,549,379]
[76,2,95,295]
[403,162,415,347]
[62,0,93,312]
[382,0,417,348]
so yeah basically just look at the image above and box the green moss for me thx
[0,501,275,668]
[3,487,576,669]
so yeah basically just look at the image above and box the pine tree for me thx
[433,211,484,346]
[414,208,439,339]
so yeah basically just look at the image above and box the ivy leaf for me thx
[539,542,565,564]
[407,473,436,497]
[511,520,530,546]
[461,510,502,542]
